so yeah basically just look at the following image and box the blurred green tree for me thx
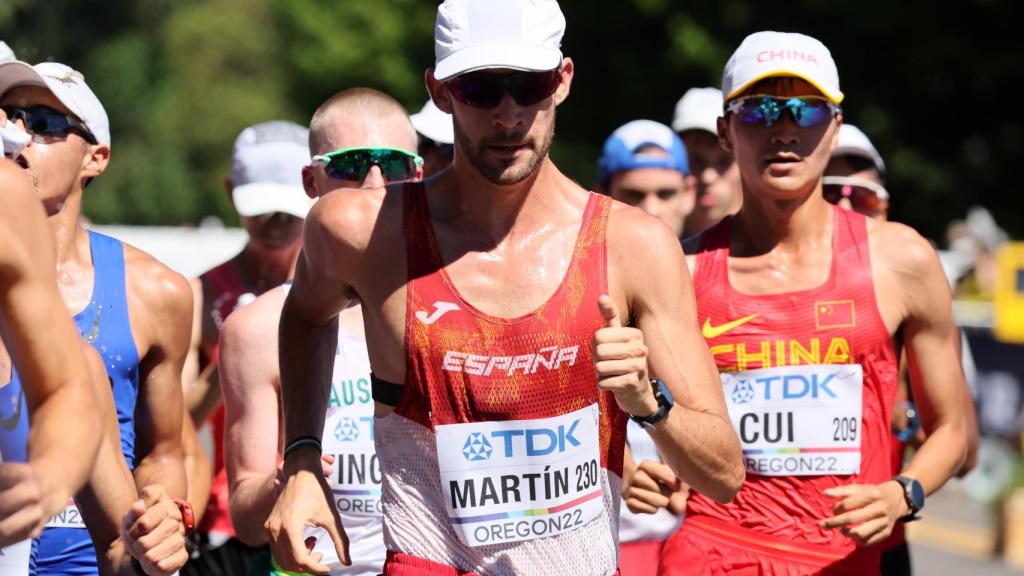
[1,0,1020,242]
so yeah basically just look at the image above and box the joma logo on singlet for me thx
[442,345,579,376]
[711,337,851,371]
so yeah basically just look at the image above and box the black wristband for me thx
[283,435,322,461]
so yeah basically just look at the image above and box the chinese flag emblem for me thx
[815,300,855,329]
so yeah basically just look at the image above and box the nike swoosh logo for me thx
[415,301,460,325]
[702,313,759,339]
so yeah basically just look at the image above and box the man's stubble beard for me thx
[454,115,555,186]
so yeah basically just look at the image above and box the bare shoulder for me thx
[606,200,684,260]
[220,286,286,350]
[122,243,193,320]
[867,219,942,280]
[306,185,389,255]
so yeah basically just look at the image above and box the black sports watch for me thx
[892,475,925,522]
[629,378,674,431]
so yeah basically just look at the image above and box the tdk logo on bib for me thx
[334,417,360,442]
[463,432,493,461]
[463,419,582,462]
[733,371,841,401]
[732,380,756,404]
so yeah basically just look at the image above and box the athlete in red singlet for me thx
[264,1,744,574]
[655,31,968,575]
[184,121,312,573]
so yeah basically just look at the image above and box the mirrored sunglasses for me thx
[726,95,840,128]
[445,69,561,109]
[312,146,423,183]
[822,176,889,215]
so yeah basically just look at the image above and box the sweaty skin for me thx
[223,97,418,549]
[679,77,967,547]
[75,347,188,576]
[0,159,102,546]
[265,58,743,574]
[1,87,191,568]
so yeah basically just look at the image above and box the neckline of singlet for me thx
[704,204,847,301]
[408,183,602,326]
[2,233,103,387]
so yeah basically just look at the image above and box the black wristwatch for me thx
[892,475,925,522]
[629,378,674,431]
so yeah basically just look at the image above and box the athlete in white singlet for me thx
[219,88,422,574]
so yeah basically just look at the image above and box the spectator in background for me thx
[824,123,889,220]
[597,119,694,239]
[184,120,312,575]
[410,99,454,178]
[672,87,742,235]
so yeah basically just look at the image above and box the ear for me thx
[829,112,843,154]
[301,164,318,199]
[717,116,733,153]
[426,69,453,114]
[553,57,574,106]
[81,144,110,179]
[414,164,425,182]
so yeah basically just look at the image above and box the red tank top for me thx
[197,259,247,536]
[687,206,898,556]
[374,185,627,574]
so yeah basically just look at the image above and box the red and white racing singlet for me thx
[374,185,627,575]
[676,206,899,571]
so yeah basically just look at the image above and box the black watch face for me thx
[909,479,925,510]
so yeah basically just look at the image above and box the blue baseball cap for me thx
[597,120,689,185]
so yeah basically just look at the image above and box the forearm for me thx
[26,376,103,515]
[229,474,279,546]
[650,406,743,503]
[134,453,187,499]
[901,420,966,495]
[280,303,337,443]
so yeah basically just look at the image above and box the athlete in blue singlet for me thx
[0,156,102,576]
[0,60,194,575]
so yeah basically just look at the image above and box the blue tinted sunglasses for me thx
[726,95,840,128]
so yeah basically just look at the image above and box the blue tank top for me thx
[32,231,141,575]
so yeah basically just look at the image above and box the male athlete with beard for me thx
[265,1,743,574]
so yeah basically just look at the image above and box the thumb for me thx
[598,295,621,328]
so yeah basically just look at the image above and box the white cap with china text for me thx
[722,31,843,104]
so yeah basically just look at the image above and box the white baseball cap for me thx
[722,31,843,104]
[230,120,313,219]
[834,124,885,174]
[0,61,111,146]
[411,99,454,145]
[433,0,565,81]
[671,87,723,135]
[0,42,15,64]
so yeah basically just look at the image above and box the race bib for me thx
[322,376,382,518]
[436,404,605,547]
[722,364,863,476]
[0,538,30,575]
[44,499,87,529]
